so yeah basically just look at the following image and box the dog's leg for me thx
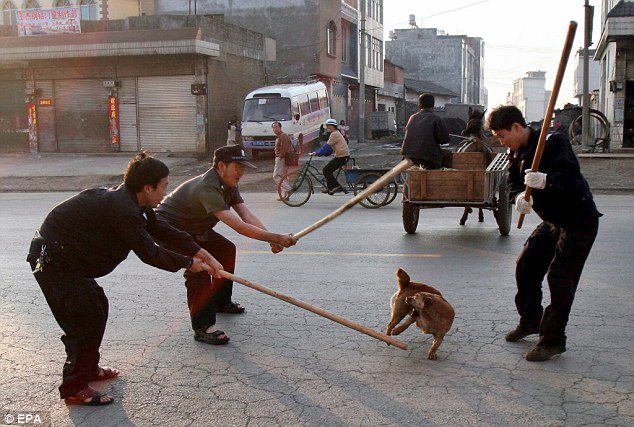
[478,208,484,222]
[427,334,445,360]
[391,316,416,335]
[459,207,472,225]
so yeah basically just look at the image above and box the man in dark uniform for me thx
[156,146,296,345]
[28,152,222,405]
[401,93,451,169]
[487,105,602,361]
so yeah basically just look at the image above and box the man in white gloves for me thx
[487,106,602,362]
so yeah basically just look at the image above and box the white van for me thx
[241,82,330,158]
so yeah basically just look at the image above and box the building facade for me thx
[385,26,485,106]
[573,48,601,103]
[0,0,155,23]
[509,71,551,124]
[595,0,634,149]
[0,13,272,153]
[156,0,385,139]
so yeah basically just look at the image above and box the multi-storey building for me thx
[595,0,634,149]
[156,0,385,139]
[0,9,272,153]
[509,71,551,124]
[0,0,155,23]
[385,26,485,106]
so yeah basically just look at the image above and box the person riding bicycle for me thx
[309,118,350,195]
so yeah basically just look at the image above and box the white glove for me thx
[524,170,547,189]
[515,192,533,214]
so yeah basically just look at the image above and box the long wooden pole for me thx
[216,270,408,350]
[518,21,577,228]
[294,158,412,239]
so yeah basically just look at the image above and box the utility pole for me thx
[582,0,593,151]
[358,0,366,143]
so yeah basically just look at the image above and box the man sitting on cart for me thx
[309,118,350,195]
[401,93,452,169]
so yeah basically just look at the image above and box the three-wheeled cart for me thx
[401,151,512,235]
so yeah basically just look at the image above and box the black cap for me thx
[212,146,257,169]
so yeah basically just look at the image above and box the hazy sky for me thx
[383,0,603,109]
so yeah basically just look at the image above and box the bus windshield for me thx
[243,97,292,122]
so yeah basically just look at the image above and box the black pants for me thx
[515,216,599,347]
[184,230,236,331]
[30,259,108,398]
[323,156,349,190]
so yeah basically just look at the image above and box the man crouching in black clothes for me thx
[27,152,223,406]
[487,106,602,362]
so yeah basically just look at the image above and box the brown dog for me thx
[386,268,455,360]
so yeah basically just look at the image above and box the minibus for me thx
[241,81,330,158]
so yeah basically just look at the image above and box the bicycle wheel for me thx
[353,172,390,209]
[384,179,399,206]
[278,172,313,207]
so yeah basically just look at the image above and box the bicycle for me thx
[277,155,391,208]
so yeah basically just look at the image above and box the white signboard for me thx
[16,7,81,36]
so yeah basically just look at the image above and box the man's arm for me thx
[434,117,450,145]
[214,205,296,248]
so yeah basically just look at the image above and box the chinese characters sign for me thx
[17,7,81,36]
[108,96,120,147]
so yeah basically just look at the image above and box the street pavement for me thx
[0,191,632,426]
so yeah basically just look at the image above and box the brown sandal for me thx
[91,366,120,381]
[64,387,114,406]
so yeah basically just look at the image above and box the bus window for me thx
[308,92,320,112]
[299,94,311,116]
[318,89,329,110]
[291,97,300,120]
[242,98,292,122]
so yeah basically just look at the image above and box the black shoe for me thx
[328,185,343,195]
[321,188,331,194]
[525,344,566,361]
[505,325,539,342]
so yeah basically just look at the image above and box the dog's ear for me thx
[396,268,410,286]
[422,296,433,307]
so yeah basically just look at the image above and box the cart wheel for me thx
[494,179,512,235]
[278,172,313,207]
[354,172,390,209]
[384,179,399,205]
[402,202,419,233]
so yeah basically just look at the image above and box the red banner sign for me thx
[38,98,53,106]
[108,96,120,147]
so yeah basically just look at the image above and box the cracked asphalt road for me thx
[1,192,632,426]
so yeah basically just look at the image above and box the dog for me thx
[386,268,455,360]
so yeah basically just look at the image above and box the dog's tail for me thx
[396,268,410,290]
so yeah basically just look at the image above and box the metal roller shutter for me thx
[0,79,27,153]
[35,80,56,152]
[138,75,197,152]
[118,77,139,152]
[55,79,109,152]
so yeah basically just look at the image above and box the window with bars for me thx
[2,1,16,25]
[24,0,41,9]
[327,20,337,56]
[80,0,98,20]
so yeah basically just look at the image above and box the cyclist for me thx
[309,118,350,195]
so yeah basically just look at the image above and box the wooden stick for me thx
[518,21,577,229]
[217,269,408,350]
[294,158,412,240]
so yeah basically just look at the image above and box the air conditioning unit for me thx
[609,80,623,92]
